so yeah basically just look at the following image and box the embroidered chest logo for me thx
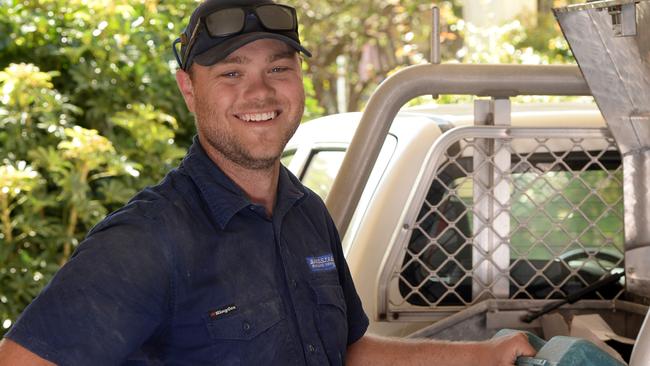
[306,254,336,272]
[208,304,238,320]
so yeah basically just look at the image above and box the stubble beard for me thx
[194,96,303,171]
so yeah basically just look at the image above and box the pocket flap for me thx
[205,297,284,340]
[312,285,346,313]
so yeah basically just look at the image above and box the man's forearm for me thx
[346,334,486,366]
[346,332,535,366]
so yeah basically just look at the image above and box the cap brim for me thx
[193,32,312,67]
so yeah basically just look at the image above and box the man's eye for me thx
[271,66,288,73]
[221,71,240,78]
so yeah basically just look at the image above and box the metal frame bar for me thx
[472,99,512,300]
[325,64,590,238]
[405,299,648,337]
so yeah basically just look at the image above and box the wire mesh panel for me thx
[387,127,624,315]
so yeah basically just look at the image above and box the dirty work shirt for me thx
[7,138,369,365]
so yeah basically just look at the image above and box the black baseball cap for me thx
[174,0,311,71]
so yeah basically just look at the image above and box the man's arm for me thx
[0,338,55,366]
[346,332,536,366]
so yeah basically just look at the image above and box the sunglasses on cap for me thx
[173,4,299,71]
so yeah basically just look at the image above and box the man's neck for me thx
[203,148,279,218]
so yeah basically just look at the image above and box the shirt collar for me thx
[181,136,307,229]
[274,161,308,220]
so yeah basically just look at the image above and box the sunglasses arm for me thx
[172,37,184,70]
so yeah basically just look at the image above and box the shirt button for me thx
[291,279,298,288]
[243,322,251,332]
[308,344,316,353]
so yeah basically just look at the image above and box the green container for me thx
[493,329,626,366]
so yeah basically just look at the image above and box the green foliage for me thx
[0,0,201,334]
[412,4,591,106]
[0,63,141,334]
[0,0,197,139]
[293,0,454,114]
[110,103,186,186]
[301,69,325,121]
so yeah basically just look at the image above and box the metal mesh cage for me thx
[387,127,624,314]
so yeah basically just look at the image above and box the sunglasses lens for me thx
[256,5,295,30]
[205,8,246,36]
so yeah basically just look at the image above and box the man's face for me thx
[178,39,305,170]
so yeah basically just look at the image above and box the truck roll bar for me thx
[325,63,590,237]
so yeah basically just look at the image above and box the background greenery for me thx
[1,0,578,334]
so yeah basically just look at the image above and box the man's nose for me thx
[243,74,275,101]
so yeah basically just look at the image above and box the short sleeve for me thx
[6,209,172,365]
[326,214,369,345]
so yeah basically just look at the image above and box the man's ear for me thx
[175,69,196,113]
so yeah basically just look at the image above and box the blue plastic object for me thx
[493,329,627,366]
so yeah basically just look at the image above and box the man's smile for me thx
[235,110,280,122]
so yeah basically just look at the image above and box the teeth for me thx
[238,111,277,122]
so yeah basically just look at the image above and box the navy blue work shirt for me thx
[7,138,369,365]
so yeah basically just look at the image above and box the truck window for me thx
[301,149,346,200]
[400,147,624,307]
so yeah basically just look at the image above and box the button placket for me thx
[275,227,325,364]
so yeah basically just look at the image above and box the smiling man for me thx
[177,37,306,215]
[0,0,535,365]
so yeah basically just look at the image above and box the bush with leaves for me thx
[0,0,199,334]
[0,63,148,334]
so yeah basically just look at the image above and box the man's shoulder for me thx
[281,166,327,210]
[297,185,330,215]
[88,168,202,237]
[287,185,341,241]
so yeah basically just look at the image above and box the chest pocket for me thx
[204,297,287,365]
[312,284,348,366]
